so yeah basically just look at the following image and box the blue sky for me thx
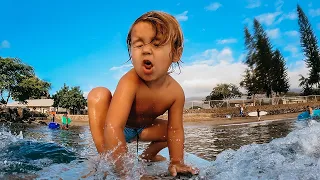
[1,0,320,98]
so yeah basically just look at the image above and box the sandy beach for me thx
[183,112,299,127]
[41,112,299,127]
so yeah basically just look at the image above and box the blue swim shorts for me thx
[124,126,145,143]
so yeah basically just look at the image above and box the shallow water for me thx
[183,119,295,161]
[1,118,319,179]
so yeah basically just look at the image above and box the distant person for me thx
[51,111,56,122]
[257,108,260,121]
[61,112,71,130]
[307,106,313,116]
[240,104,244,117]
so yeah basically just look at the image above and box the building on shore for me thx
[6,99,54,113]
[6,98,87,114]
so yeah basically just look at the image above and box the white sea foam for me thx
[205,120,320,180]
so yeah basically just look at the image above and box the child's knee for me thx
[88,87,112,103]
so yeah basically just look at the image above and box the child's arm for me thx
[167,88,185,164]
[167,87,199,176]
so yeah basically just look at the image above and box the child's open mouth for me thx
[143,60,153,75]
[143,60,153,69]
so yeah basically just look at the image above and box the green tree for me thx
[253,19,274,97]
[11,76,51,101]
[206,83,242,101]
[67,86,87,114]
[240,68,260,95]
[297,4,320,88]
[271,49,290,95]
[244,26,257,67]
[0,57,51,104]
[52,84,87,114]
[241,26,260,97]
[52,83,69,108]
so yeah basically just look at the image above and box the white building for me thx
[6,99,54,113]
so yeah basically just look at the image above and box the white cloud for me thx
[0,40,10,48]
[243,17,252,26]
[110,64,132,71]
[246,0,261,9]
[275,0,284,12]
[266,28,280,39]
[283,12,297,20]
[256,12,281,26]
[175,11,188,21]
[171,48,246,97]
[205,2,222,11]
[309,8,320,17]
[238,53,246,62]
[83,91,89,98]
[216,38,237,44]
[255,2,296,26]
[284,45,299,57]
[287,60,309,90]
[191,48,234,64]
[109,63,133,80]
[173,48,308,97]
[276,11,297,24]
[284,30,298,37]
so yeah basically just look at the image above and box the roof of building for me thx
[6,99,54,107]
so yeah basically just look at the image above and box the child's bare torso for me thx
[125,71,180,128]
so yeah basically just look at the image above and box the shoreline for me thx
[40,112,300,127]
[183,113,298,127]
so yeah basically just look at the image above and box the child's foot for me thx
[139,154,166,162]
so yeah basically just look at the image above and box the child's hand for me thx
[168,163,199,177]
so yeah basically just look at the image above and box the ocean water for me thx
[0,119,319,179]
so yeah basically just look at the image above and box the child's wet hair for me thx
[126,11,184,74]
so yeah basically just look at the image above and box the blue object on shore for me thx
[297,109,320,121]
[297,111,311,121]
[48,122,60,129]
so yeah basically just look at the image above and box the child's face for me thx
[130,22,175,82]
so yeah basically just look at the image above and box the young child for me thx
[87,11,198,177]
[61,112,71,130]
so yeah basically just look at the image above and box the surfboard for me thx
[36,147,211,179]
[141,147,210,178]
[297,111,311,121]
[297,109,320,121]
[248,111,267,117]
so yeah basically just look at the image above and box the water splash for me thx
[36,143,149,179]
[0,125,78,179]
[205,120,320,180]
